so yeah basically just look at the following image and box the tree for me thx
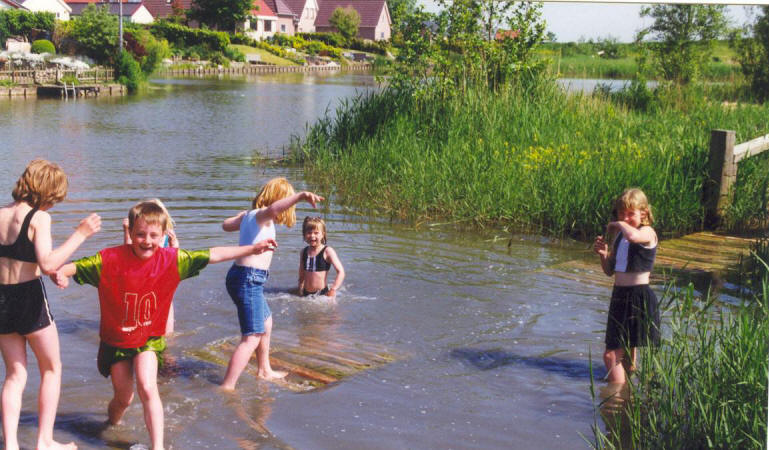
[479,0,514,41]
[731,6,769,101]
[187,0,254,32]
[329,6,360,41]
[0,10,55,45]
[387,0,417,35]
[638,4,728,83]
[70,4,118,63]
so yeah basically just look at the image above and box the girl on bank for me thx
[593,188,661,384]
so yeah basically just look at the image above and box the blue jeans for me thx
[225,265,271,335]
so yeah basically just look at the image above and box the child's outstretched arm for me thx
[35,213,101,274]
[222,210,247,232]
[208,239,278,264]
[50,262,77,289]
[325,247,345,297]
[255,192,324,221]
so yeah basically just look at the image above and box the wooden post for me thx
[704,129,737,229]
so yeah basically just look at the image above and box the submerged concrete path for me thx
[539,231,758,289]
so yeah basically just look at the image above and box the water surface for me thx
[0,72,615,449]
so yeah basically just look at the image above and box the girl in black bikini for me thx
[298,217,345,299]
[0,159,100,450]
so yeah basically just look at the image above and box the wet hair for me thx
[614,188,654,226]
[128,201,169,232]
[12,159,68,208]
[302,216,327,244]
[252,177,297,227]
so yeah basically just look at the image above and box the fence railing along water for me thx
[705,130,769,227]
[0,68,114,84]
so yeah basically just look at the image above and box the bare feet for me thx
[37,440,78,450]
[257,369,288,380]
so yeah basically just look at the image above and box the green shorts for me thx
[97,336,166,378]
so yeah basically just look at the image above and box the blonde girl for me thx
[593,188,661,384]
[298,217,345,298]
[0,159,101,450]
[220,178,323,390]
[124,198,179,335]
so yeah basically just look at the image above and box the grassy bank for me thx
[296,81,769,237]
[592,239,769,449]
[540,41,742,81]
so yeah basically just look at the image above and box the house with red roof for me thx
[242,0,278,39]
[282,0,317,33]
[141,0,190,21]
[263,0,295,35]
[315,0,390,41]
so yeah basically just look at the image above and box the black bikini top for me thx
[0,207,38,263]
[301,246,331,272]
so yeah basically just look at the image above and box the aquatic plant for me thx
[296,80,769,237]
[590,239,768,449]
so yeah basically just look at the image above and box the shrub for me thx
[149,20,229,52]
[0,10,55,44]
[31,39,55,54]
[297,32,346,48]
[115,51,143,93]
[70,4,118,63]
[124,27,171,76]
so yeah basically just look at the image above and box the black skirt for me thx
[605,284,661,350]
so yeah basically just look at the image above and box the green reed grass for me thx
[296,80,769,237]
[591,240,769,449]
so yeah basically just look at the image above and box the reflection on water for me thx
[0,73,623,448]
[597,383,633,449]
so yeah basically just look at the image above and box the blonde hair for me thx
[614,188,654,226]
[302,216,327,244]
[128,201,170,232]
[12,159,68,208]
[252,177,297,227]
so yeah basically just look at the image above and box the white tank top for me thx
[238,209,276,245]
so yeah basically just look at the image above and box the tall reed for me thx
[296,81,769,237]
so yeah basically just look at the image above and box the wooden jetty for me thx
[540,231,757,289]
[188,330,397,392]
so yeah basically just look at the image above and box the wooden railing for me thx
[705,129,769,227]
[0,69,114,84]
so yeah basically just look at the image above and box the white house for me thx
[243,0,278,40]
[21,0,71,20]
[68,2,154,24]
[283,0,318,33]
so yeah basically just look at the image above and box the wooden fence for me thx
[0,69,114,85]
[158,63,372,76]
[705,129,769,227]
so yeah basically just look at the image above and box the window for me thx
[281,24,286,32]
[265,20,272,32]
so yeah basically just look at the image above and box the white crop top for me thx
[238,209,276,245]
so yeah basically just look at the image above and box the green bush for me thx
[115,51,143,93]
[0,10,55,45]
[149,20,229,53]
[70,4,118,63]
[297,32,346,48]
[30,39,55,54]
[124,27,171,76]
[231,33,305,64]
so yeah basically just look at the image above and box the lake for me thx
[0,71,618,449]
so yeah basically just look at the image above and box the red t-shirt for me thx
[73,245,209,348]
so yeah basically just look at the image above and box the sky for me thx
[417,2,758,42]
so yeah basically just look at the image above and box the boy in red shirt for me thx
[54,201,276,450]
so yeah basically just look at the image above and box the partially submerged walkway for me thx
[540,231,758,289]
